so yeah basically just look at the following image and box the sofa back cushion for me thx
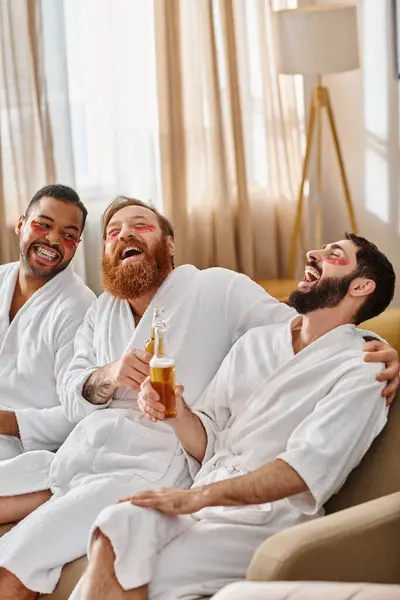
[325,308,400,514]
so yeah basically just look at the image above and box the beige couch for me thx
[213,581,400,600]
[246,308,400,586]
[0,308,399,598]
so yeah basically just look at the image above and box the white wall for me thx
[306,0,400,305]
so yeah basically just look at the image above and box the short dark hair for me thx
[346,232,396,324]
[25,184,88,232]
[102,196,174,241]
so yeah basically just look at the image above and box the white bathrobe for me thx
[0,262,95,460]
[71,317,388,600]
[0,265,296,594]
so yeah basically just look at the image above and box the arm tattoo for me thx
[82,368,116,405]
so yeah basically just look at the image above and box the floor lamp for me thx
[274,4,360,280]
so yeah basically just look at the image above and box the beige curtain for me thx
[0,0,56,263]
[0,0,87,278]
[154,0,304,279]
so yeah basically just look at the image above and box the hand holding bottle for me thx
[107,349,152,392]
[138,378,184,423]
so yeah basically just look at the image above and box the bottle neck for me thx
[154,328,165,357]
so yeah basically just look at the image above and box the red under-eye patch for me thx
[105,224,156,242]
[63,237,79,249]
[133,225,156,233]
[106,231,119,242]
[30,220,78,249]
[30,220,46,234]
[325,257,349,266]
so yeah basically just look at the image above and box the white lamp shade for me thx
[274,4,359,76]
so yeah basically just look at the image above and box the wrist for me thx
[199,484,220,508]
[169,411,190,430]
[103,363,117,387]
[172,398,195,426]
[0,411,19,437]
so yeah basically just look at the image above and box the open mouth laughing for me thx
[298,264,322,290]
[304,266,321,283]
[32,244,61,265]
[120,246,144,262]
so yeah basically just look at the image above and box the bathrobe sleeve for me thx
[277,359,388,513]
[226,274,296,346]
[15,306,88,451]
[186,347,235,477]
[61,301,112,424]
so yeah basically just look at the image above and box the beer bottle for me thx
[145,308,166,354]
[150,321,176,419]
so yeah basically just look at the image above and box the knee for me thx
[95,501,148,536]
[0,567,36,598]
[89,529,115,565]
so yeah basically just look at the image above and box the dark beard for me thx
[288,273,357,314]
[102,235,172,299]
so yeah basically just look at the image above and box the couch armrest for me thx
[214,581,400,600]
[247,491,400,584]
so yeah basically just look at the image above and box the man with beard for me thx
[68,233,396,600]
[0,184,94,463]
[0,199,397,598]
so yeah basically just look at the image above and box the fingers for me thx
[114,351,152,391]
[364,345,399,366]
[175,383,184,396]
[118,488,189,515]
[123,355,152,389]
[140,377,157,396]
[130,496,159,507]
[130,349,152,364]
[385,390,397,407]
[376,362,399,382]
[364,350,390,364]
[129,489,169,508]
[138,378,164,422]
[128,353,151,378]
[118,488,170,504]
[140,396,165,422]
[381,376,399,399]
[363,340,385,353]
[128,349,152,371]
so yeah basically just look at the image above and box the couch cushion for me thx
[325,386,400,514]
[324,307,400,514]
[358,308,400,356]
[214,581,400,600]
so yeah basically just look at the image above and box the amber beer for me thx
[150,321,177,419]
[150,357,176,419]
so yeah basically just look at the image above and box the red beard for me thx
[102,235,172,299]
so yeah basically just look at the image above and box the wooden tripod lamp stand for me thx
[275,4,360,279]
